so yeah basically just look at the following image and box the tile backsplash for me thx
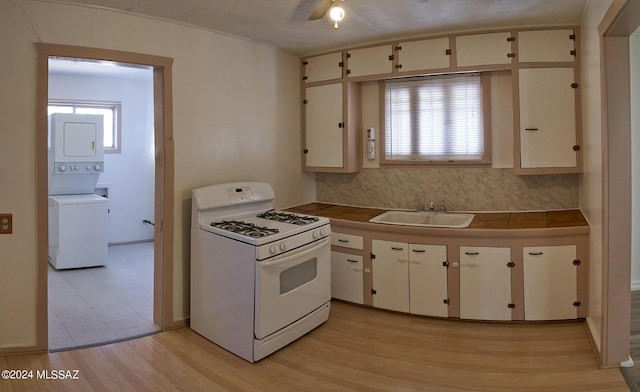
[316,167,579,212]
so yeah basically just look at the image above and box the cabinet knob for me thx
[303,149,309,154]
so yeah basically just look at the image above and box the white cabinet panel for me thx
[460,246,511,321]
[303,52,343,83]
[331,232,363,250]
[409,244,448,317]
[523,246,577,320]
[396,38,450,72]
[347,45,393,78]
[304,83,343,168]
[518,30,575,63]
[331,251,364,304]
[519,68,577,169]
[372,240,409,312]
[456,32,512,67]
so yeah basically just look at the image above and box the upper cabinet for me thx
[394,37,451,73]
[518,67,579,171]
[300,27,581,174]
[455,31,514,67]
[302,52,343,84]
[517,29,576,63]
[302,83,361,172]
[347,45,394,78]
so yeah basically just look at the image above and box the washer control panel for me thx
[54,161,104,174]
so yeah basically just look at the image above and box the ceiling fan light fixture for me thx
[329,4,345,29]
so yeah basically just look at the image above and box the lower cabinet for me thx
[523,245,578,320]
[459,246,512,321]
[371,240,409,312]
[331,251,364,304]
[371,240,448,317]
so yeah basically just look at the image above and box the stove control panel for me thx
[257,223,331,261]
[227,186,254,201]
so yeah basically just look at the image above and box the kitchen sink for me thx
[369,210,475,228]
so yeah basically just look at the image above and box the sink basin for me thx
[369,210,475,228]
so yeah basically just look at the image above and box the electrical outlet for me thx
[0,214,12,234]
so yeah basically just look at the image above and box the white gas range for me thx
[190,182,331,362]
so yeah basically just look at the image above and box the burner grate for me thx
[211,220,279,238]
[257,209,320,225]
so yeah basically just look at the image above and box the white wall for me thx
[49,72,156,244]
[0,0,315,348]
[580,0,614,352]
[631,31,640,289]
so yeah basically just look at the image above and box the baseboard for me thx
[0,346,48,356]
[108,239,154,246]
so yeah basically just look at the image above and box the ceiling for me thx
[56,0,590,55]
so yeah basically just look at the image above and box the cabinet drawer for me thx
[331,232,363,250]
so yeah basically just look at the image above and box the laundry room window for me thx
[48,101,122,153]
[383,73,491,165]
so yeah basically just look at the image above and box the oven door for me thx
[254,237,331,339]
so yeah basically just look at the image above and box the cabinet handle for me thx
[347,259,359,263]
[338,239,349,243]
[391,247,404,251]
[524,128,538,131]
[528,252,544,256]
[464,252,479,256]
[411,249,426,253]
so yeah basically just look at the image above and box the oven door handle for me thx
[260,237,330,268]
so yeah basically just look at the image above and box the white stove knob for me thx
[320,227,327,236]
[58,164,67,172]
[312,230,319,239]
[269,244,277,254]
[279,242,287,251]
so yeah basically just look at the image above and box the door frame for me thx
[36,43,175,350]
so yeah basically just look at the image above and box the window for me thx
[48,100,121,153]
[383,73,489,164]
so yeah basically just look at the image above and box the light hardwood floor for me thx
[0,301,629,391]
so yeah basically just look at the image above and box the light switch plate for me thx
[0,213,12,234]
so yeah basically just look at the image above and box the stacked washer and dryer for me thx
[48,113,109,269]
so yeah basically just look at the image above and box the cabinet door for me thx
[523,246,577,320]
[303,52,343,83]
[517,30,575,63]
[372,240,409,312]
[396,38,450,73]
[456,32,513,67]
[519,68,577,169]
[460,246,511,321]
[409,244,448,317]
[331,251,364,304]
[304,83,344,168]
[347,45,393,78]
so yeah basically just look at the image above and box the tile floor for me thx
[48,242,160,351]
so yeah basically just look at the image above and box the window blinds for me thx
[384,73,483,162]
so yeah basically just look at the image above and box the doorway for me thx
[35,44,175,351]
[46,58,158,350]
